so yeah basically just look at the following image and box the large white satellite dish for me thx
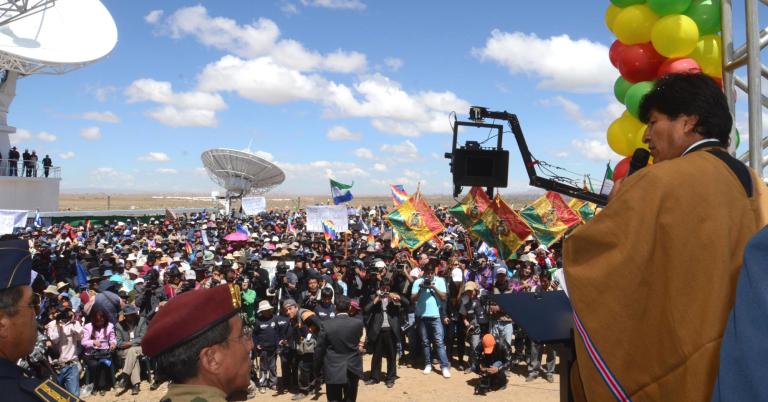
[0,0,117,74]
[0,0,117,157]
[201,148,286,198]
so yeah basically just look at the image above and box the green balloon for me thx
[685,0,721,35]
[614,77,633,104]
[610,0,646,7]
[648,0,691,15]
[624,81,655,119]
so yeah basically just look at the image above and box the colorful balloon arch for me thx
[605,0,723,167]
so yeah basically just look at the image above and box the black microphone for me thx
[627,148,651,177]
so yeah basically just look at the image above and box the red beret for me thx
[141,284,242,358]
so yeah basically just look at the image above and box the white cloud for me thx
[9,128,32,145]
[59,151,75,160]
[473,30,615,93]
[253,150,274,161]
[278,160,368,180]
[555,151,569,158]
[353,147,374,159]
[541,96,623,134]
[373,163,387,172]
[80,127,102,140]
[384,57,403,72]
[155,168,178,174]
[325,74,469,136]
[281,2,299,14]
[300,0,366,10]
[92,86,118,102]
[126,78,227,127]
[162,6,366,73]
[379,140,419,161]
[327,125,361,141]
[81,111,120,124]
[144,9,164,24]
[571,139,616,161]
[90,167,135,188]
[198,56,327,104]
[138,152,170,162]
[37,132,56,142]
[403,169,420,178]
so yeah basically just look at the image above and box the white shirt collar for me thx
[682,139,721,156]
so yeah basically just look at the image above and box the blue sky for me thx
[7,0,765,195]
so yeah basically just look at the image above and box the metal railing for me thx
[0,159,60,178]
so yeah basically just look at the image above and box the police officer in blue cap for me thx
[0,240,80,401]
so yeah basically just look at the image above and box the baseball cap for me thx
[482,333,496,354]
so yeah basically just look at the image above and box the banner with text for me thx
[0,210,28,235]
[306,205,348,233]
[241,197,266,215]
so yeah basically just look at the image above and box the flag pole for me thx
[344,231,349,258]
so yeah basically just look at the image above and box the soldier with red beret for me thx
[141,283,253,402]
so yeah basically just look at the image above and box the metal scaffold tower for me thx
[723,0,767,177]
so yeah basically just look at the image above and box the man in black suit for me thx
[363,278,409,388]
[316,296,364,402]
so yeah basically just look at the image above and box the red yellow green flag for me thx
[473,194,533,259]
[568,198,597,223]
[386,194,445,250]
[448,187,492,228]
[520,192,582,247]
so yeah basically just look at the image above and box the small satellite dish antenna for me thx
[0,0,118,152]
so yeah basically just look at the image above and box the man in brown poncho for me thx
[564,73,768,401]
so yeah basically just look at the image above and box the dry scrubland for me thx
[59,194,539,212]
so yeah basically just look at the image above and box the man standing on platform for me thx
[7,146,18,176]
[564,73,768,401]
[42,154,51,178]
[316,296,364,402]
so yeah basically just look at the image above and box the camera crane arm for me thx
[467,106,609,206]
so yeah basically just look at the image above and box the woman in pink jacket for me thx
[81,309,116,395]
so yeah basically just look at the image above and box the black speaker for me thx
[451,147,509,188]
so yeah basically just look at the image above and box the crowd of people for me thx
[1,146,53,177]
[5,204,565,400]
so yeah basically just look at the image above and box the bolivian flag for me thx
[568,198,597,223]
[386,195,444,250]
[520,192,581,247]
[473,194,533,259]
[449,186,492,228]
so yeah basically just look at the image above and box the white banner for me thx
[241,197,266,215]
[0,210,28,235]
[306,205,348,233]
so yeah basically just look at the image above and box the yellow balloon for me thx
[607,112,645,157]
[651,15,700,57]
[605,4,623,34]
[613,5,659,45]
[689,34,723,78]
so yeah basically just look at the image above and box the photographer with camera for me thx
[410,260,451,378]
[364,277,408,388]
[44,304,83,397]
[460,281,490,374]
[134,269,166,319]
[271,260,300,304]
[474,334,508,395]
[465,254,494,292]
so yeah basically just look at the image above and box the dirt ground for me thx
[86,354,559,402]
[59,193,538,212]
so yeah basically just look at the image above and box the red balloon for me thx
[657,58,702,78]
[609,40,627,69]
[613,157,631,181]
[618,43,666,83]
